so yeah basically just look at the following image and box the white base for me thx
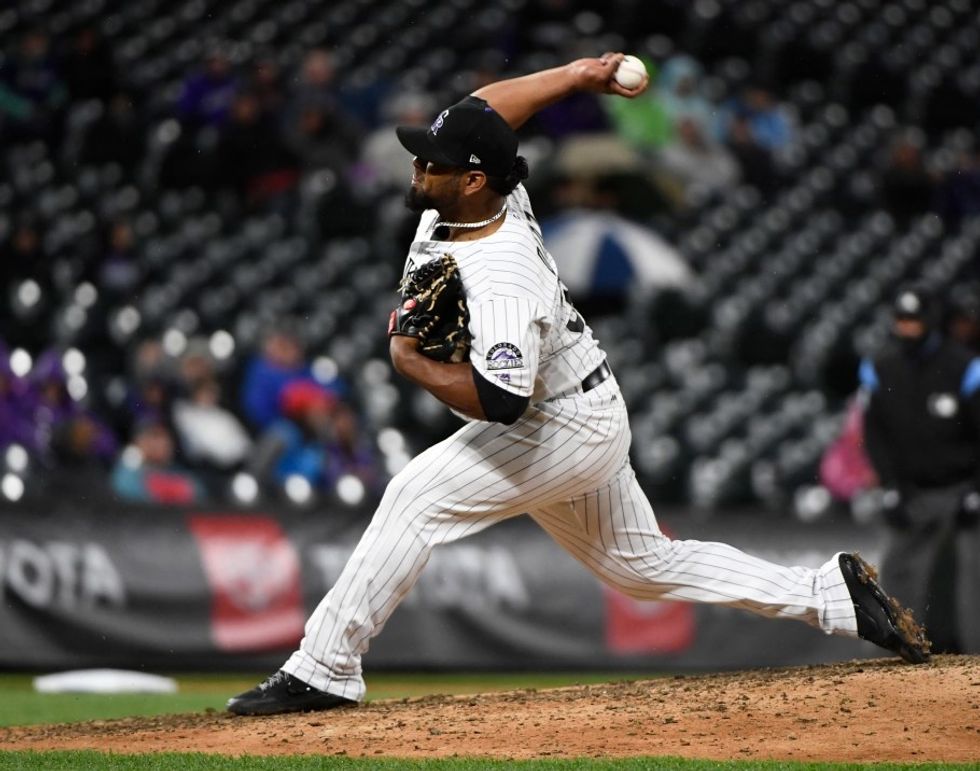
[33,669,178,694]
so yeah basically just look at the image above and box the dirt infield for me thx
[2,656,979,763]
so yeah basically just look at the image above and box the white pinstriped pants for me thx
[283,377,858,700]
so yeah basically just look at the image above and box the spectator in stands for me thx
[352,91,435,216]
[168,337,250,471]
[359,92,434,194]
[80,91,145,171]
[95,219,142,301]
[322,402,384,495]
[878,133,936,222]
[248,379,337,489]
[290,49,340,107]
[936,150,980,228]
[111,418,206,504]
[523,42,610,141]
[718,87,794,152]
[655,117,740,208]
[819,393,877,504]
[354,91,437,241]
[946,282,980,353]
[125,339,177,429]
[282,93,360,174]
[213,90,299,205]
[172,376,252,473]
[249,54,286,119]
[0,341,32,453]
[0,28,67,143]
[726,114,779,195]
[287,48,360,131]
[176,337,217,391]
[283,50,361,169]
[2,213,45,276]
[61,25,117,102]
[241,322,314,430]
[158,122,215,189]
[656,55,714,139]
[532,76,610,141]
[602,59,673,154]
[1,215,55,351]
[51,412,119,471]
[859,285,980,652]
[27,349,117,469]
[176,47,239,129]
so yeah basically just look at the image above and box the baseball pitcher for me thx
[228,54,929,716]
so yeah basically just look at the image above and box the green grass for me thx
[0,672,651,728]
[0,753,975,770]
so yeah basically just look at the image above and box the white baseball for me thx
[613,55,647,89]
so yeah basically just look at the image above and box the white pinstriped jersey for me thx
[403,184,607,403]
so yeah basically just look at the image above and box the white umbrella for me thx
[542,210,692,296]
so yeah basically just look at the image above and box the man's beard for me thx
[405,186,437,213]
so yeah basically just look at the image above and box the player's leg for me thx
[530,462,858,635]
[278,420,525,701]
[277,393,630,702]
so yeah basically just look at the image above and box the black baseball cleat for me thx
[226,670,357,716]
[839,553,931,664]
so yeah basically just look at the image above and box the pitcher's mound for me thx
[3,656,979,762]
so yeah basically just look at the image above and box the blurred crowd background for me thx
[2,0,980,518]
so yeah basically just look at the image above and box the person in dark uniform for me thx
[859,284,980,652]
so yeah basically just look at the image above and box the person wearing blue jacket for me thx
[240,324,316,430]
[859,285,980,652]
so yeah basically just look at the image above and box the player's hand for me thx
[388,297,431,339]
[567,54,649,98]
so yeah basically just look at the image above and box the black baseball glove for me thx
[388,253,471,363]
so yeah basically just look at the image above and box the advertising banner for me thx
[0,500,880,671]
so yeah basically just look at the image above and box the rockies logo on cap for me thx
[395,96,518,177]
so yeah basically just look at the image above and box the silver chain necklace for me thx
[435,203,507,230]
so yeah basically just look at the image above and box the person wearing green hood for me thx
[602,57,672,151]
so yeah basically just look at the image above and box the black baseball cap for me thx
[892,284,938,326]
[396,95,518,178]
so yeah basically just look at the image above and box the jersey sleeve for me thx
[468,296,542,397]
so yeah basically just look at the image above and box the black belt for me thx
[581,360,612,392]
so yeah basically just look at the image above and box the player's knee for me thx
[619,533,675,574]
